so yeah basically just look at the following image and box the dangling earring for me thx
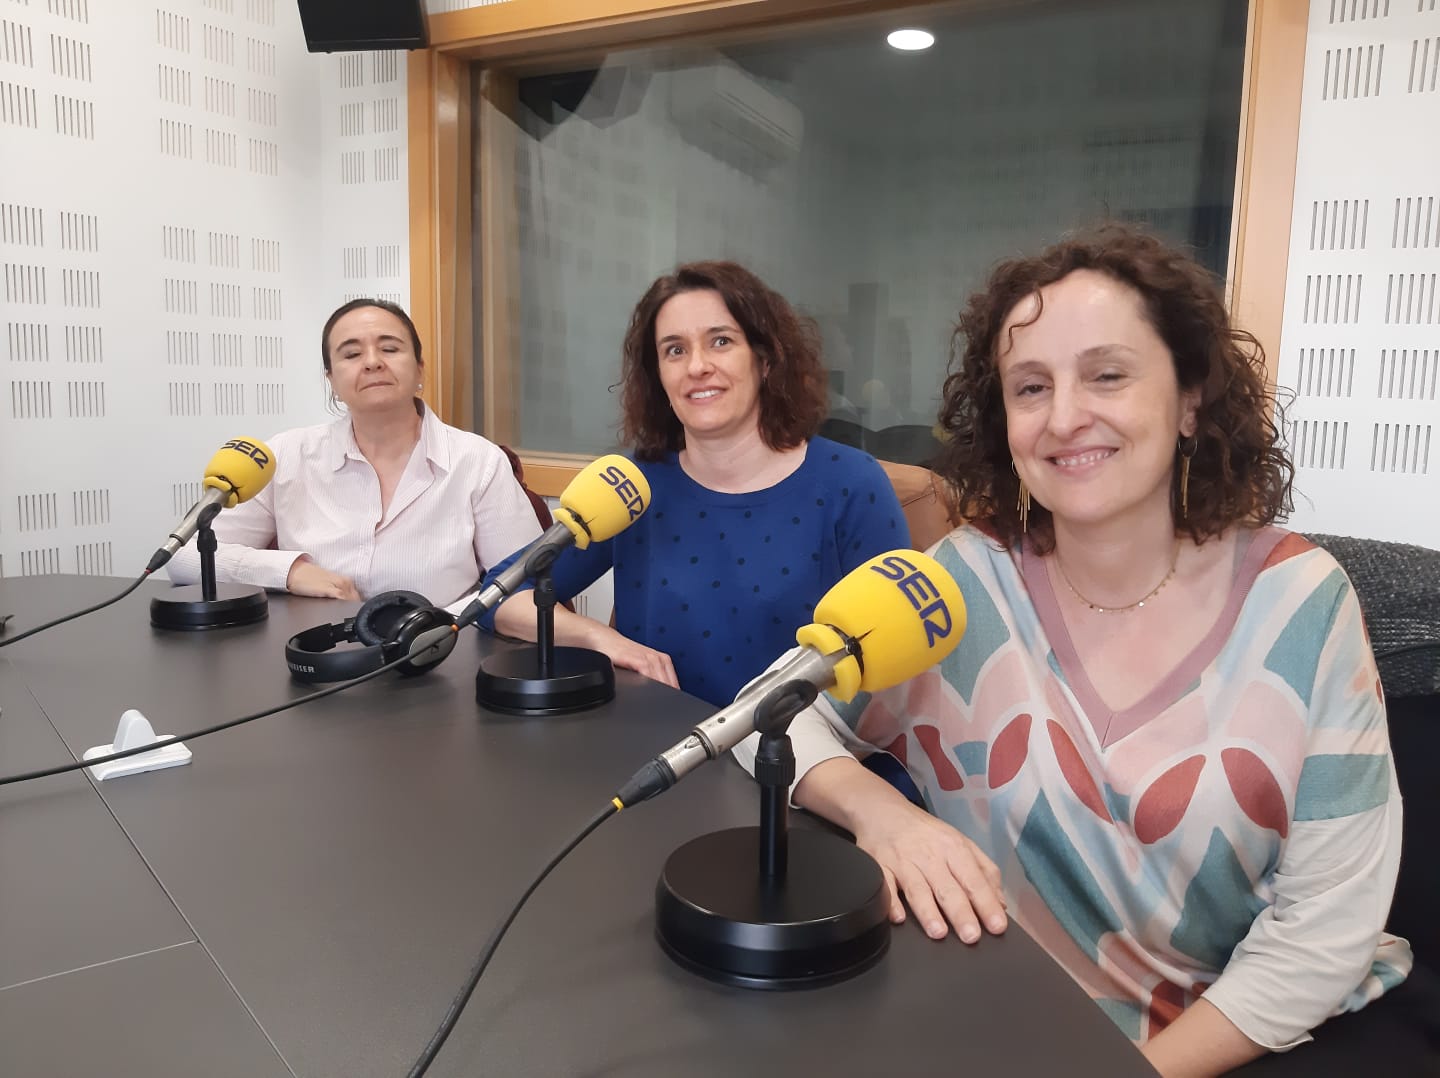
[1011,461,1030,533]
[1178,435,1198,519]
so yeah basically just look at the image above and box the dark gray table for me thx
[0,575,1155,1077]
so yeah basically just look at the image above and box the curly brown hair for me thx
[620,261,828,460]
[936,223,1293,553]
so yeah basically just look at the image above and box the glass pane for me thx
[475,0,1247,462]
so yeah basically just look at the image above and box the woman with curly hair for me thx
[486,261,907,707]
[737,224,1411,1074]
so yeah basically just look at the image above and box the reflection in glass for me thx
[476,0,1246,462]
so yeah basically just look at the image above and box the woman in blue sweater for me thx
[486,261,908,708]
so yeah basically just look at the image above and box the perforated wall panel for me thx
[1277,0,1440,545]
[0,1,412,578]
[320,48,408,312]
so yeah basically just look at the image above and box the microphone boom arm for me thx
[147,484,233,573]
[457,520,582,629]
[614,640,855,809]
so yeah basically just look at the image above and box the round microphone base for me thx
[475,646,615,714]
[150,584,269,631]
[656,826,890,990]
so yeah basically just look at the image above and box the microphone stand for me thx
[150,508,268,630]
[655,680,890,989]
[754,726,795,884]
[474,552,615,715]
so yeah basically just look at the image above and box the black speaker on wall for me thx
[297,0,428,53]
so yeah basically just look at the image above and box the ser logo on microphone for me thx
[601,464,646,521]
[222,438,271,469]
[869,554,955,648]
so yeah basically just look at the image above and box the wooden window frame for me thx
[409,0,1309,496]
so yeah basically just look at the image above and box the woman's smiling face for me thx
[999,269,1199,531]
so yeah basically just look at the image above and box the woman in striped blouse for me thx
[167,299,541,609]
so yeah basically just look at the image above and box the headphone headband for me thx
[284,592,457,684]
[285,619,390,683]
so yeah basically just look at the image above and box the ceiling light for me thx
[887,28,935,51]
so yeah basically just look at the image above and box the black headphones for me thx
[285,590,457,683]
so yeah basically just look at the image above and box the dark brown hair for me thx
[320,298,423,373]
[937,223,1293,552]
[620,261,827,460]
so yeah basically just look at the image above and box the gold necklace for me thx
[1053,541,1181,614]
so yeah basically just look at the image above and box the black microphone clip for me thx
[752,679,820,738]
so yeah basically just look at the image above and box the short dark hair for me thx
[937,223,1293,552]
[320,298,423,373]
[620,262,827,460]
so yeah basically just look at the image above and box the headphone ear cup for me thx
[386,605,457,676]
[354,590,431,646]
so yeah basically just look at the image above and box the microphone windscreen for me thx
[555,454,651,549]
[797,549,967,701]
[202,437,277,508]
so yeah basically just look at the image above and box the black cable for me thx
[0,633,455,787]
[0,570,152,650]
[406,801,619,1078]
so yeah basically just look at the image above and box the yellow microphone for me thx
[457,454,652,627]
[551,454,650,549]
[796,549,966,702]
[614,549,967,806]
[201,437,276,507]
[147,436,277,571]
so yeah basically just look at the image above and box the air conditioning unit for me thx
[667,61,804,172]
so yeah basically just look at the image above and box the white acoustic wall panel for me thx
[318,49,409,316]
[0,2,412,580]
[1277,0,1440,545]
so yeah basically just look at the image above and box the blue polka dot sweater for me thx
[481,437,910,707]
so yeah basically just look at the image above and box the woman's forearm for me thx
[793,755,923,833]
[1141,1000,1265,1077]
[492,590,606,647]
[491,591,678,688]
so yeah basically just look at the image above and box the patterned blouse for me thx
[764,524,1412,1049]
